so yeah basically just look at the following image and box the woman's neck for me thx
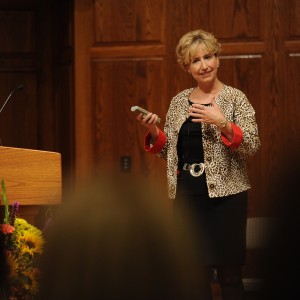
[199,79,223,93]
[190,80,224,103]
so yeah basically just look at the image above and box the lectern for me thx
[0,146,62,205]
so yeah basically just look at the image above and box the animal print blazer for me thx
[145,85,261,199]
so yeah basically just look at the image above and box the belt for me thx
[182,163,205,177]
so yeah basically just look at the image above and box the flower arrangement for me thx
[0,179,45,299]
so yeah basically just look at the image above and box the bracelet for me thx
[218,118,228,130]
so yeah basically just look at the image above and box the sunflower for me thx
[18,229,44,256]
[5,250,19,278]
[23,269,39,295]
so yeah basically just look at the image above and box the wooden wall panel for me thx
[288,0,300,38]
[74,0,96,180]
[94,0,165,43]
[52,0,75,187]
[286,0,300,100]
[0,7,38,150]
[286,56,300,155]
[0,10,36,52]
[91,59,165,175]
[210,0,261,40]
[258,0,286,214]
[53,65,74,183]
[164,0,194,104]
[0,73,38,149]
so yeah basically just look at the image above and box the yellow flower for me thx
[12,218,45,255]
[6,251,19,279]
[14,218,35,234]
[23,269,39,295]
[18,228,45,256]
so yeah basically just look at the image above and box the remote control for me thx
[131,106,161,123]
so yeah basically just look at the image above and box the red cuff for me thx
[221,123,243,150]
[144,129,166,154]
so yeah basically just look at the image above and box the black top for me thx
[177,100,210,168]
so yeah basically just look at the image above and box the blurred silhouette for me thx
[260,156,300,299]
[39,175,210,300]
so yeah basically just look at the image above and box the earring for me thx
[188,71,191,75]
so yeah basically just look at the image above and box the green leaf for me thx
[1,178,10,224]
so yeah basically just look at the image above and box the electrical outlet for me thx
[120,156,131,172]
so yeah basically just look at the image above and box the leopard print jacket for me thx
[156,85,261,199]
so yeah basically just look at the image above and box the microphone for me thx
[0,84,25,113]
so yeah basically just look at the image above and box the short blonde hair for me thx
[176,29,221,70]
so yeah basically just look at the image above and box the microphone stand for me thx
[0,84,25,146]
[0,84,24,113]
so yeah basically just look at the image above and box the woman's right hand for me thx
[136,113,160,141]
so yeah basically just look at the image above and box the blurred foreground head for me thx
[39,175,203,300]
[261,157,300,299]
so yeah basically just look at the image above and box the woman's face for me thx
[187,45,219,85]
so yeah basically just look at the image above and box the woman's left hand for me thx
[189,97,225,126]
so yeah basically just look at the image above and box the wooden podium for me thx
[0,146,62,205]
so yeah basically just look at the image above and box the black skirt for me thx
[174,170,247,266]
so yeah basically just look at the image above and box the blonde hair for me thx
[176,29,221,71]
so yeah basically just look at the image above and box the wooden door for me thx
[74,0,168,196]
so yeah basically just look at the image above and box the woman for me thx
[136,29,261,300]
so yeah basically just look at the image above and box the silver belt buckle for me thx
[189,163,205,177]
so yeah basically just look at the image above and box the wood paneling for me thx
[91,59,164,174]
[0,6,38,150]
[0,10,36,53]
[0,74,38,149]
[210,0,261,40]
[288,0,300,37]
[286,55,300,155]
[94,0,165,43]
[284,0,300,167]
[285,0,300,159]
[74,0,95,179]
[52,0,75,186]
